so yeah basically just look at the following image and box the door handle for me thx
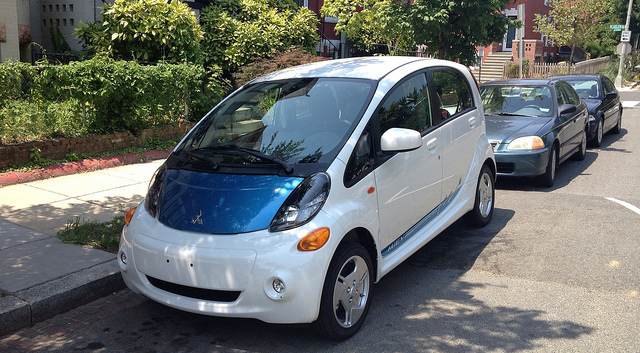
[469,117,476,126]
[426,138,438,150]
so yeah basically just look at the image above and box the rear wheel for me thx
[538,144,557,187]
[316,242,373,341]
[591,119,603,147]
[464,165,495,227]
[612,110,622,134]
[572,128,587,161]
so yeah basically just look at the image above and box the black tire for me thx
[316,242,373,341]
[538,144,557,187]
[590,118,603,147]
[572,128,587,161]
[464,165,495,227]
[612,110,622,134]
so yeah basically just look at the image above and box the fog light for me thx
[273,278,285,293]
[264,276,286,300]
[120,251,127,265]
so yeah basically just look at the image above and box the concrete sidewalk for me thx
[0,160,164,336]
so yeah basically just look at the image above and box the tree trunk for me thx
[568,43,575,74]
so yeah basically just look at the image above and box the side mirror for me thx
[558,103,576,116]
[605,92,618,100]
[380,128,422,152]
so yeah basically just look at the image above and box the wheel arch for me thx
[340,227,379,282]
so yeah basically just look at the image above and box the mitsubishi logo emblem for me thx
[190,210,203,225]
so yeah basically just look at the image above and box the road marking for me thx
[605,197,640,215]
[622,100,639,108]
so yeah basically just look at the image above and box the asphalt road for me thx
[10,92,640,352]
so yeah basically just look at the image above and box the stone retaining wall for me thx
[0,124,195,169]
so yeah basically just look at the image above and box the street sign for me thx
[610,24,625,32]
[617,42,632,55]
[621,30,631,42]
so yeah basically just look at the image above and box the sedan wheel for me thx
[592,119,603,147]
[316,242,373,341]
[613,110,622,134]
[538,145,557,187]
[573,128,587,161]
[465,165,494,227]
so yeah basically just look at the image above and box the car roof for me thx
[480,78,559,86]
[250,56,450,83]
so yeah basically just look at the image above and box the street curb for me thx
[0,260,125,337]
[0,150,170,187]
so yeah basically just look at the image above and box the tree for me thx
[534,0,608,67]
[76,0,203,63]
[199,0,319,72]
[321,0,415,55]
[321,0,516,65]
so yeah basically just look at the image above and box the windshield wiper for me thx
[491,112,535,117]
[192,145,294,174]
[183,150,219,170]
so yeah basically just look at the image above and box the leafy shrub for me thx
[76,0,203,63]
[200,0,319,72]
[232,46,328,88]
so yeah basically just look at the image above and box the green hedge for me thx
[1,57,227,144]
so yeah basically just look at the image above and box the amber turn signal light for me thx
[125,207,137,226]
[298,227,330,251]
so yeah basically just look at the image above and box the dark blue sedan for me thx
[549,74,623,147]
[480,79,588,187]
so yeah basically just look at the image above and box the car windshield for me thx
[178,78,375,168]
[481,84,554,117]
[562,79,600,99]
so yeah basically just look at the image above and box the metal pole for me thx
[615,0,634,88]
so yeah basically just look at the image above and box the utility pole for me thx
[615,0,634,88]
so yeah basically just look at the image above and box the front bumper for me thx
[494,148,550,177]
[118,204,338,324]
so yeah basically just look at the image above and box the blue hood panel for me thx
[158,169,303,234]
[486,115,552,143]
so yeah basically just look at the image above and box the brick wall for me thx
[0,124,195,169]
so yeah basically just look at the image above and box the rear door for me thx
[429,67,481,203]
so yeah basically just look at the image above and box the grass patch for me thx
[58,215,125,254]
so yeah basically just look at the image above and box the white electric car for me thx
[119,56,496,340]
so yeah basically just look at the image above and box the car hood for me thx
[582,98,602,114]
[486,114,552,143]
[157,169,303,234]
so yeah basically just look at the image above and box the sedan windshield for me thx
[562,79,600,99]
[481,85,554,117]
[178,78,375,168]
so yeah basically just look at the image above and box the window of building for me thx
[63,4,66,12]
[70,19,74,26]
[56,4,60,12]
[63,19,67,26]
[43,19,47,27]
[42,5,46,12]
[70,4,74,12]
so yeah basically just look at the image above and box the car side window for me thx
[344,122,375,185]
[602,77,616,95]
[562,83,581,105]
[556,84,570,105]
[431,68,473,122]
[378,73,432,134]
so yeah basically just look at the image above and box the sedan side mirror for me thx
[380,128,422,152]
[558,104,577,116]
[605,92,618,100]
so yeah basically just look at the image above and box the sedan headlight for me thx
[144,165,166,217]
[506,136,545,150]
[269,172,330,232]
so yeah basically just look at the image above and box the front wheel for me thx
[612,110,622,134]
[591,119,603,147]
[538,144,557,187]
[316,242,373,341]
[464,165,495,227]
[572,128,587,161]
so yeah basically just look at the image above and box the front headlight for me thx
[506,136,545,150]
[269,172,330,232]
[144,165,166,217]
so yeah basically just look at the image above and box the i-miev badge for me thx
[190,210,203,225]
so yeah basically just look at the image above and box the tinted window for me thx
[378,73,432,134]
[564,79,599,99]
[602,76,616,95]
[431,68,473,121]
[481,84,554,117]
[344,122,375,184]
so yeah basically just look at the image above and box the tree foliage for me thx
[200,0,319,72]
[534,0,608,64]
[321,0,516,65]
[76,0,203,63]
